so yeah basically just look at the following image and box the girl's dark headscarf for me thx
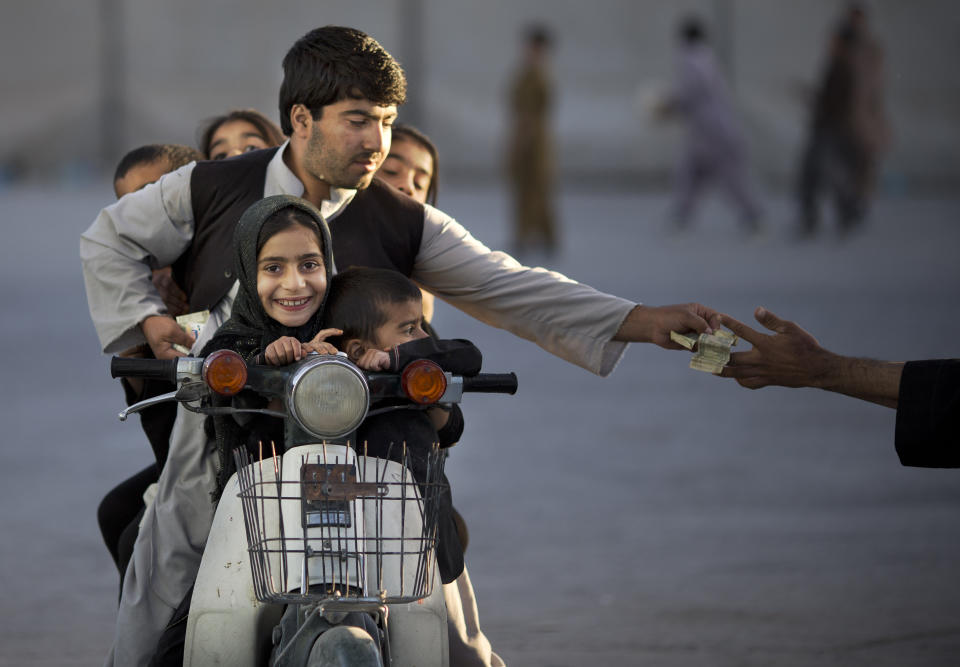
[202,194,334,497]
[201,195,334,360]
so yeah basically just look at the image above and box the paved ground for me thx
[1,183,958,666]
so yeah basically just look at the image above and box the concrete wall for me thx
[1,0,957,190]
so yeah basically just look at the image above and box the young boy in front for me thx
[324,266,477,437]
[323,267,505,667]
[323,266,477,582]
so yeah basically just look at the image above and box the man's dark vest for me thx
[174,147,424,312]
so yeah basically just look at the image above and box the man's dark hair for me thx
[198,109,285,158]
[322,267,421,345]
[113,144,203,183]
[279,26,407,135]
[392,123,440,206]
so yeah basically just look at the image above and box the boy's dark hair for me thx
[197,108,285,158]
[256,206,326,257]
[113,144,203,183]
[279,26,407,135]
[323,267,421,345]
[392,123,440,206]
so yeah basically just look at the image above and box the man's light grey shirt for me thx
[80,143,635,375]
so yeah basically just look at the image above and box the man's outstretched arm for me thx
[719,307,903,408]
[413,207,722,376]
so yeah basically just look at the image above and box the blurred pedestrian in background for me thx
[505,25,557,256]
[657,16,763,237]
[796,3,890,238]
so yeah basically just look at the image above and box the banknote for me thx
[173,310,210,355]
[670,329,738,374]
[670,330,698,350]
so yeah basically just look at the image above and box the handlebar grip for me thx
[462,373,518,395]
[110,357,179,382]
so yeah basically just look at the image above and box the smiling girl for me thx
[200,195,341,494]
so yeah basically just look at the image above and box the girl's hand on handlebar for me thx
[265,336,305,365]
[266,329,343,364]
[302,328,342,356]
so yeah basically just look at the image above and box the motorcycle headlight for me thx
[286,356,369,439]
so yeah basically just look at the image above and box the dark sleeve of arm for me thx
[390,338,482,375]
[436,405,465,447]
[894,359,960,467]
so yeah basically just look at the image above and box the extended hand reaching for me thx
[719,307,832,389]
[720,307,903,408]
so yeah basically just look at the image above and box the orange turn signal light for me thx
[401,359,447,404]
[202,349,248,396]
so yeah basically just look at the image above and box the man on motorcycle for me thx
[80,26,721,666]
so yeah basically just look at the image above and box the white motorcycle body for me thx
[111,351,515,666]
[184,443,449,667]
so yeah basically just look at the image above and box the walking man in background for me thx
[658,16,763,236]
[796,3,890,238]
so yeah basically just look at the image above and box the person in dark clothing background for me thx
[720,307,959,467]
[658,16,763,236]
[796,4,890,238]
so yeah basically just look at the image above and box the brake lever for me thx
[118,391,180,421]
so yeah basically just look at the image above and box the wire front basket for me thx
[234,441,447,605]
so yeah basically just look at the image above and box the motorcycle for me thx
[112,350,517,666]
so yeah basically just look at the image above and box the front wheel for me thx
[308,625,383,667]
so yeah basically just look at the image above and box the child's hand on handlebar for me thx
[302,328,342,356]
[265,329,343,365]
[265,336,306,365]
[354,349,391,371]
